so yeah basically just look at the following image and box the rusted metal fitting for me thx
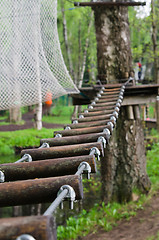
[65,126,71,130]
[97,136,106,148]
[88,105,93,109]
[73,120,78,124]
[39,142,50,149]
[58,185,76,210]
[79,114,84,119]
[89,147,100,161]
[55,133,62,138]
[0,171,5,183]
[15,154,32,163]
[76,162,91,179]
[16,234,36,240]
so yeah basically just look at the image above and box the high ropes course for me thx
[0,0,158,239]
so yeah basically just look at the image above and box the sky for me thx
[135,0,151,19]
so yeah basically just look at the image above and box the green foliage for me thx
[0,127,62,158]
[147,142,159,184]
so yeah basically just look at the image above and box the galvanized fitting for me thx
[55,133,62,138]
[91,101,96,105]
[16,234,36,240]
[107,121,114,132]
[113,111,118,118]
[15,154,32,163]
[94,97,99,101]
[99,90,103,94]
[88,105,93,109]
[110,116,116,124]
[0,171,5,183]
[102,87,105,90]
[116,102,121,108]
[58,185,76,210]
[117,99,122,104]
[73,119,78,124]
[39,142,50,149]
[65,126,71,130]
[89,147,100,161]
[79,114,84,119]
[119,95,123,100]
[77,162,91,179]
[97,93,101,98]
[97,136,106,148]
[84,110,89,113]
[114,106,120,113]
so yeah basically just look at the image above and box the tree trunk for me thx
[9,107,22,123]
[93,6,134,84]
[93,6,151,203]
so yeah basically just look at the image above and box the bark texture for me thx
[93,6,134,83]
[93,5,150,202]
[101,108,151,203]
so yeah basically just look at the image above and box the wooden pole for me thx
[21,142,104,160]
[0,175,83,207]
[65,119,113,129]
[40,132,109,146]
[0,215,56,240]
[0,155,96,181]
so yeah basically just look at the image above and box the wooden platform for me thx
[71,84,159,106]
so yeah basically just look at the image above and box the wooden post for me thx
[21,142,104,160]
[0,215,56,240]
[0,155,96,181]
[0,175,83,207]
[133,105,141,119]
[126,105,134,120]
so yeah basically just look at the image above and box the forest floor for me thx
[81,191,159,240]
[0,111,64,131]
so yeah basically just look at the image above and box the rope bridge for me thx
[0,0,78,110]
[0,78,133,239]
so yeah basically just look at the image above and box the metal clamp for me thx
[0,171,5,183]
[84,110,89,113]
[89,147,100,161]
[121,85,126,90]
[102,87,105,90]
[91,101,96,105]
[99,90,103,94]
[88,105,93,109]
[113,111,118,118]
[97,93,101,98]
[120,89,125,93]
[107,121,114,132]
[73,120,78,124]
[58,185,76,210]
[114,106,120,113]
[116,102,121,108]
[94,97,99,101]
[79,114,84,119]
[55,133,62,138]
[110,116,116,125]
[16,234,36,240]
[65,126,71,130]
[15,154,32,163]
[97,136,106,148]
[39,142,50,149]
[103,128,111,142]
[117,99,122,104]
[76,162,91,179]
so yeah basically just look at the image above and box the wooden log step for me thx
[93,102,116,107]
[96,97,118,103]
[101,91,120,95]
[65,119,112,129]
[73,114,113,123]
[54,125,112,137]
[0,215,56,240]
[0,155,96,181]
[21,142,104,160]
[41,132,109,147]
[100,93,120,99]
[80,109,114,117]
[0,175,83,207]
[84,105,116,112]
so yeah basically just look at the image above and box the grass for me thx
[0,127,62,160]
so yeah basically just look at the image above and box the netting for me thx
[0,0,79,110]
